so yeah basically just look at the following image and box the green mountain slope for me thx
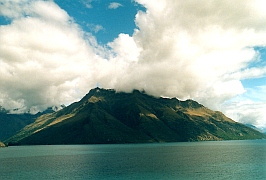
[6,88,266,145]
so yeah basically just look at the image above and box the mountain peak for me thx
[181,99,204,109]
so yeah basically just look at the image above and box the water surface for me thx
[0,140,265,179]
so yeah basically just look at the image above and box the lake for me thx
[0,140,265,180]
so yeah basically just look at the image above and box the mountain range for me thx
[4,88,265,145]
[0,110,37,141]
[0,106,63,141]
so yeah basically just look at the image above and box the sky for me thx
[0,0,266,131]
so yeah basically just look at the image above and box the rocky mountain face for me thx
[5,88,266,145]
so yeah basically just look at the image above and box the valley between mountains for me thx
[4,88,266,145]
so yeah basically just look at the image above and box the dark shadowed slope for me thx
[0,106,62,141]
[0,112,37,141]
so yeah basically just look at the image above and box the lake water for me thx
[0,140,265,180]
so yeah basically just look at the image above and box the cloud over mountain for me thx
[98,0,266,129]
[0,0,266,129]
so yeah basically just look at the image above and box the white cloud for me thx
[82,0,93,9]
[0,0,103,112]
[108,33,140,62]
[108,2,123,9]
[0,0,29,19]
[86,23,104,33]
[97,0,266,102]
[30,1,70,22]
[214,85,266,131]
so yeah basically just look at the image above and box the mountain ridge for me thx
[0,106,64,141]
[5,88,266,145]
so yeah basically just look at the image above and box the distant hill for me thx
[5,88,266,145]
[0,112,37,141]
[245,124,266,134]
[0,106,62,141]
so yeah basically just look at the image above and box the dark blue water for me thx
[0,140,265,180]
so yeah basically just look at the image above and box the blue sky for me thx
[241,47,266,89]
[0,0,144,44]
[0,0,265,131]
[53,0,145,44]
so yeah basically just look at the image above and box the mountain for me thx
[0,112,37,141]
[245,124,266,134]
[0,106,62,141]
[5,88,266,145]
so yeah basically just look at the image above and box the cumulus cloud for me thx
[222,86,266,132]
[0,0,28,19]
[0,0,102,112]
[108,2,123,9]
[97,0,266,128]
[98,0,266,102]
[0,0,266,129]
[226,102,266,132]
